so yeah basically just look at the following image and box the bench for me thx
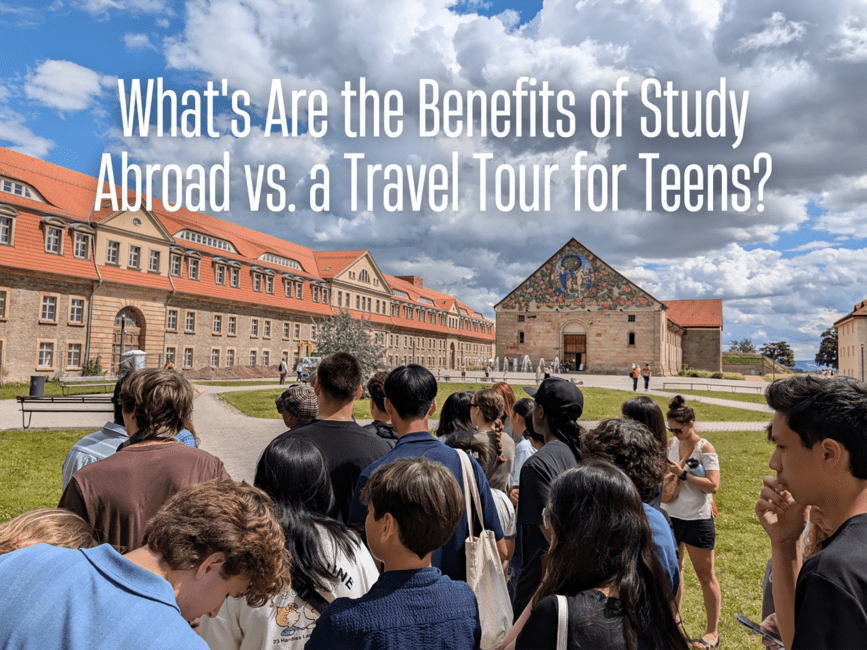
[661,382,763,394]
[59,376,118,395]
[16,394,114,430]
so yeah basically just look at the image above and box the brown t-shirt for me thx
[58,441,230,552]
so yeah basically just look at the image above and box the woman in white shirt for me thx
[199,437,378,650]
[662,395,721,650]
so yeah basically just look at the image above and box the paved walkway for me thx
[1,373,771,482]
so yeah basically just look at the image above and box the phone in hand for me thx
[735,613,784,647]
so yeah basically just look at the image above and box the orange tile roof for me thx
[833,299,867,326]
[664,299,723,328]
[313,250,367,279]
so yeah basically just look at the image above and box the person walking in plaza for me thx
[643,363,652,390]
[278,356,289,385]
[296,360,304,382]
[630,363,641,391]
[662,395,721,649]
[271,352,390,522]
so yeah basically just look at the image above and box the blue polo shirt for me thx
[348,431,504,582]
[0,543,208,650]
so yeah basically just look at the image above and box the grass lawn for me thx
[0,425,777,648]
[0,428,91,521]
[220,384,771,423]
[660,388,769,405]
[193,380,287,387]
[0,381,113,400]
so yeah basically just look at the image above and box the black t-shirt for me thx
[513,440,579,617]
[362,420,398,449]
[793,512,867,650]
[277,420,391,522]
[516,590,654,650]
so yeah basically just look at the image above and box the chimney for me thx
[396,275,424,288]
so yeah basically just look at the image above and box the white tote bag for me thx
[458,450,513,650]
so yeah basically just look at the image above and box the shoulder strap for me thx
[556,595,568,650]
[457,450,487,539]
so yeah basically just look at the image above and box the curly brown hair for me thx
[143,480,291,607]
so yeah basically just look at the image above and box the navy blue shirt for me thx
[348,431,504,581]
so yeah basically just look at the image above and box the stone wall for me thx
[681,328,722,372]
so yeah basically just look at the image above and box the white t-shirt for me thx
[491,488,516,539]
[661,437,720,521]
[199,526,378,650]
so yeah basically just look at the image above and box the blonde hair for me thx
[0,508,98,554]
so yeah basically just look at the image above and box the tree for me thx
[760,341,795,368]
[814,328,838,369]
[728,338,757,353]
[315,311,384,380]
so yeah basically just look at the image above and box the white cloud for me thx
[24,59,114,112]
[830,17,867,62]
[123,32,157,52]
[0,106,54,158]
[72,0,170,16]
[733,12,808,53]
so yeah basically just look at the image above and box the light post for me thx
[861,344,864,382]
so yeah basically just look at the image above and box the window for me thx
[188,258,200,280]
[183,348,194,368]
[230,267,240,288]
[228,316,236,336]
[215,265,226,285]
[213,314,222,334]
[170,254,182,276]
[40,295,57,322]
[296,283,303,300]
[311,324,317,340]
[356,295,360,310]
[176,230,234,252]
[185,311,196,333]
[211,349,220,366]
[37,341,54,368]
[251,318,259,337]
[66,343,82,368]
[628,332,636,346]
[253,273,262,292]
[517,315,525,323]
[128,245,141,269]
[250,350,257,366]
[285,281,293,298]
[45,227,62,254]
[263,320,271,338]
[165,347,176,364]
[73,233,89,259]
[266,276,274,294]
[322,289,328,304]
[107,241,120,265]
[69,298,85,325]
[148,250,160,273]
[518,331,525,345]
[167,309,178,331]
[294,324,300,339]
[226,349,235,367]
[312,286,320,303]
[262,350,270,366]
[0,215,13,245]
[283,322,290,339]
[259,253,303,270]
[627,314,636,322]
[0,288,7,319]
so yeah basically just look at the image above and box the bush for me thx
[723,373,745,381]
[711,372,723,379]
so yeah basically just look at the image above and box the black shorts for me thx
[670,516,715,550]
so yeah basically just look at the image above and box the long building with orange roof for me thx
[495,239,722,375]
[0,147,494,383]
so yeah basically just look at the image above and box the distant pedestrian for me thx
[461,364,467,380]
[278,356,289,385]
[630,364,641,391]
[163,359,175,371]
[296,361,304,382]
[643,363,652,390]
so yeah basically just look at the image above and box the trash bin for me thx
[29,375,46,396]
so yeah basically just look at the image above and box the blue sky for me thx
[2,0,866,361]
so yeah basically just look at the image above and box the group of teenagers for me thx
[0,353,864,650]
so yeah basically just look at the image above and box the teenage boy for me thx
[756,375,867,650]
[307,457,480,649]
[274,352,390,521]
[362,370,398,448]
[0,480,290,650]
[347,364,506,581]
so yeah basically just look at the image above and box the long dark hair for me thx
[621,396,667,452]
[436,391,475,438]
[255,436,359,601]
[533,459,688,650]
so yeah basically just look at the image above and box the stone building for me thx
[835,299,867,381]
[0,148,494,383]
[495,239,722,375]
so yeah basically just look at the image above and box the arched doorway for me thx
[562,321,588,372]
[113,307,144,369]
[449,343,456,370]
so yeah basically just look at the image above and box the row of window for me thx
[514,330,637,346]
[165,346,285,369]
[166,310,315,340]
[34,294,87,325]
[33,341,84,370]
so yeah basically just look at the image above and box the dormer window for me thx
[1,176,45,202]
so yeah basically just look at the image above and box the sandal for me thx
[692,634,721,649]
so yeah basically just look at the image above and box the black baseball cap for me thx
[525,377,584,420]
